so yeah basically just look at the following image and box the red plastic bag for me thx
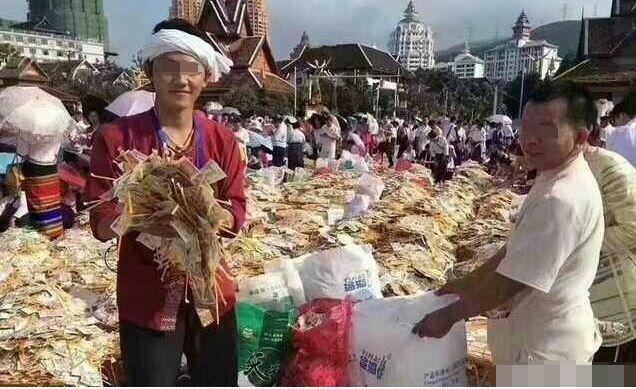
[282,298,353,387]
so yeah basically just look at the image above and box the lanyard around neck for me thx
[152,110,207,169]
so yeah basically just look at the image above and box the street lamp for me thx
[518,54,536,119]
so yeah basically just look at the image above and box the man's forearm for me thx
[454,245,507,294]
[450,271,525,322]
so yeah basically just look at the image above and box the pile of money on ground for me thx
[0,160,518,386]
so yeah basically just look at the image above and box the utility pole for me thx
[444,88,449,116]
[493,84,498,116]
[293,66,297,115]
[518,70,525,119]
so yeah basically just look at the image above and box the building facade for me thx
[388,1,435,71]
[435,42,485,79]
[246,0,269,36]
[0,19,105,64]
[27,0,109,45]
[484,11,561,82]
[169,0,205,25]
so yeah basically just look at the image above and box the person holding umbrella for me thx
[0,86,78,240]
[85,19,245,386]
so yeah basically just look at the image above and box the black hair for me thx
[611,94,636,118]
[526,81,597,130]
[309,113,327,128]
[152,18,210,43]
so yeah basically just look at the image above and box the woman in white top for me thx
[468,122,487,162]
[428,128,450,183]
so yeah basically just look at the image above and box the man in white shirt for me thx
[413,82,604,365]
[414,118,432,160]
[607,96,636,167]
[270,116,288,167]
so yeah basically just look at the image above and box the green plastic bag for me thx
[237,301,296,387]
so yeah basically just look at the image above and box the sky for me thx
[0,0,612,66]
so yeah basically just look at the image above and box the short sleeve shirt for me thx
[496,154,604,355]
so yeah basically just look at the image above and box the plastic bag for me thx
[349,293,468,387]
[358,174,384,202]
[344,194,371,219]
[237,301,297,387]
[299,244,382,302]
[282,299,353,387]
[260,167,286,186]
[242,264,306,308]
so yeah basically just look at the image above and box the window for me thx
[56,40,62,46]
[3,34,10,41]
[15,36,23,42]
[39,38,46,45]
[43,49,49,56]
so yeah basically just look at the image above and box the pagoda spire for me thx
[401,1,419,22]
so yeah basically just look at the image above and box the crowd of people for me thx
[210,108,526,185]
[0,15,636,386]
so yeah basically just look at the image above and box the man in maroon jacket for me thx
[85,19,244,386]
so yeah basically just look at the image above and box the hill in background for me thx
[436,20,581,62]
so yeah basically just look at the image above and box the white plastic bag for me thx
[262,256,309,307]
[344,194,371,219]
[349,293,468,387]
[239,266,306,308]
[358,174,384,202]
[299,244,382,302]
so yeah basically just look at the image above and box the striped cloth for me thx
[22,161,64,240]
[586,147,636,347]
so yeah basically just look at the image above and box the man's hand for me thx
[435,278,466,297]
[412,306,460,339]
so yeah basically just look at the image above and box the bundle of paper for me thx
[111,151,231,322]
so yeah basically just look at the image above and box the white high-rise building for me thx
[484,11,562,81]
[389,1,435,71]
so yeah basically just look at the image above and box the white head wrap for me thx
[141,29,233,82]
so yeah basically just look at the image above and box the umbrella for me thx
[0,86,75,146]
[106,91,155,117]
[221,107,241,116]
[487,114,513,125]
[247,130,273,152]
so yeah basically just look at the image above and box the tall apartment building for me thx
[169,0,205,25]
[27,0,109,45]
[246,0,269,36]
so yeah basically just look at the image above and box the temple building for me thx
[196,0,293,101]
[556,0,636,101]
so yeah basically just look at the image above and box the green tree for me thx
[221,86,292,118]
[0,43,19,67]
[55,60,132,102]
[504,71,541,120]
